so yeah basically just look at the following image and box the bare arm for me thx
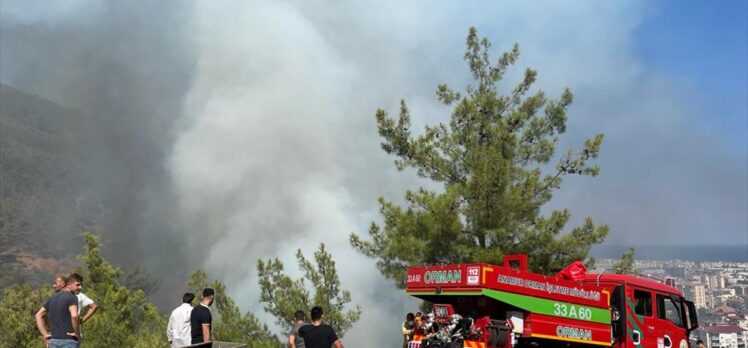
[333,339,344,348]
[81,303,98,323]
[68,304,80,339]
[34,307,51,340]
[288,334,296,348]
[202,324,211,342]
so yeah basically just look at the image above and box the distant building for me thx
[727,296,748,313]
[710,304,737,316]
[693,284,708,309]
[664,266,686,278]
[739,317,748,331]
[700,325,747,348]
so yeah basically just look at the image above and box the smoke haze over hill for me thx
[1,0,745,344]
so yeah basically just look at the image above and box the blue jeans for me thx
[49,338,79,348]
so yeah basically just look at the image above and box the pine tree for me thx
[0,284,52,348]
[257,243,361,337]
[613,247,636,274]
[350,27,609,288]
[77,233,167,347]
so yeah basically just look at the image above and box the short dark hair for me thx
[67,273,83,284]
[406,313,415,321]
[203,288,215,297]
[696,340,704,344]
[294,310,306,321]
[311,306,324,321]
[183,292,195,303]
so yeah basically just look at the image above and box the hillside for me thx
[0,84,107,284]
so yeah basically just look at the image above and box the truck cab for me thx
[405,255,698,348]
[582,274,699,348]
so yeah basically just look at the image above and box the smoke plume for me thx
[2,0,745,345]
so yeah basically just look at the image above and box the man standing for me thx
[67,273,98,338]
[298,306,344,348]
[35,274,81,348]
[167,292,195,348]
[401,313,415,348]
[288,310,308,348]
[190,288,214,344]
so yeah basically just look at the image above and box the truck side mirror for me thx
[685,300,699,331]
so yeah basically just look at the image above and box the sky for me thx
[1,0,746,345]
[634,0,747,152]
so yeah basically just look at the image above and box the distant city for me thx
[594,253,748,348]
[591,245,748,263]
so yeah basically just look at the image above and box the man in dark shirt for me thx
[35,273,82,348]
[190,288,214,344]
[298,306,344,348]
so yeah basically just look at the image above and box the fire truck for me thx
[405,254,699,348]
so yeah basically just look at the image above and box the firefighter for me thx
[402,313,415,348]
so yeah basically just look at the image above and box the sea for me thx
[590,245,748,262]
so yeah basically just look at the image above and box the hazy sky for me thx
[1,0,746,344]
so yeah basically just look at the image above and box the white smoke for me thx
[165,0,745,344]
[170,1,423,344]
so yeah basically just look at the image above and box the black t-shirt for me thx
[298,324,339,348]
[289,322,309,348]
[190,305,212,343]
[43,292,78,340]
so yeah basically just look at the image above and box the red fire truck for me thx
[405,255,698,348]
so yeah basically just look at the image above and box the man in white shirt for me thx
[77,292,97,324]
[167,292,195,348]
[69,273,98,339]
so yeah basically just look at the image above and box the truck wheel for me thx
[488,320,509,347]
